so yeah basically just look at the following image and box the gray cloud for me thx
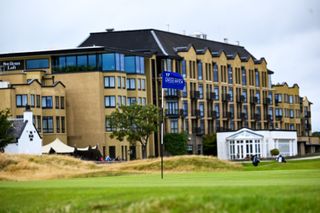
[0,0,319,130]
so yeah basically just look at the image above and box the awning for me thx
[42,138,75,154]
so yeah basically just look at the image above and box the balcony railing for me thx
[263,97,271,105]
[165,109,180,118]
[206,92,216,101]
[236,95,245,103]
[250,97,258,104]
[165,90,181,99]
[222,94,231,102]
[190,91,200,99]
[193,127,204,136]
[276,115,283,121]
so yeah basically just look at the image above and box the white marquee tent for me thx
[42,138,75,154]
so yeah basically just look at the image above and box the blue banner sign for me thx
[162,71,185,90]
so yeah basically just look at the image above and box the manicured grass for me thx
[0,159,319,213]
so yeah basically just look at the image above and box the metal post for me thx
[161,88,164,179]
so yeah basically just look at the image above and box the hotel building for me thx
[0,29,315,159]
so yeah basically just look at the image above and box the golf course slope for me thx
[0,154,240,181]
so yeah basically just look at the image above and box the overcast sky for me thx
[1,0,319,131]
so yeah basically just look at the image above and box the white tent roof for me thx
[42,138,75,154]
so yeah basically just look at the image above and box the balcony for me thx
[190,91,200,99]
[267,114,273,121]
[223,111,233,119]
[304,111,311,118]
[263,97,271,105]
[179,109,187,118]
[206,92,216,101]
[254,113,261,120]
[276,115,283,121]
[236,95,245,103]
[191,109,201,118]
[165,90,181,99]
[211,110,217,119]
[165,109,180,118]
[240,112,247,120]
[193,127,204,136]
[250,97,258,104]
[222,94,231,102]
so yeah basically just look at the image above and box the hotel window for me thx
[142,98,146,105]
[290,109,294,118]
[30,95,35,107]
[182,60,187,78]
[268,92,273,104]
[214,86,219,100]
[199,84,203,99]
[137,79,141,90]
[170,119,178,133]
[127,97,136,105]
[102,53,125,71]
[228,64,233,84]
[197,61,203,80]
[122,77,126,89]
[137,97,142,105]
[228,87,233,101]
[105,96,116,108]
[42,116,53,133]
[105,118,113,132]
[56,116,60,133]
[26,59,49,69]
[42,96,53,109]
[255,91,260,104]
[275,94,282,103]
[36,95,41,108]
[88,54,97,69]
[242,89,247,102]
[55,96,60,109]
[126,78,136,90]
[213,63,218,82]
[60,97,65,109]
[141,79,145,90]
[37,116,41,132]
[166,101,178,114]
[289,95,294,104]
[61,116,65,133]
[16,95,28,107]
[77,55,87,70]
[117,76,121,88]
[199,103,204,117]
[104,76,115,88]
[182,83,187,97]
[66,56,76,67]
[183,101,188,116]
[215,104,220,118]
[241,67,247,85]
[124,56,144,74]
[255,69,260,87]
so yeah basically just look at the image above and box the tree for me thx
[312,132,320,137]
[164,133,188,155]
[106,104,159,159]
[0,109,13,152]
[202,133,217,156]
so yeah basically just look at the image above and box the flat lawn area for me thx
[1,160,320,213]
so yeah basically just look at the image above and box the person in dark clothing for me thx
[251,154,260,166]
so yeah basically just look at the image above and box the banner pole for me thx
[161,87,164,179]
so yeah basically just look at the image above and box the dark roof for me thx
[8,120,27,143]
[0,46,105,58]
[79,29,256,59]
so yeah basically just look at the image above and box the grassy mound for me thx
[0,154,241,181]
[115,155,241,172]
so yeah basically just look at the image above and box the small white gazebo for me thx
[42,138,75,154]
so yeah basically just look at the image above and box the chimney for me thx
[224,38,228,43]
[105,28,114,32]
[23,105,33,123]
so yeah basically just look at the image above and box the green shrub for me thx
[164,133,188,155]
[270,148,280,156]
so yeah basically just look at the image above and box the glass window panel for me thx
[102,53,115,71]
[77,55,87,67]
[125,56,135,73]
[26,59,49,69]
[66,56,76,67]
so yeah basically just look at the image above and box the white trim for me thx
[151,30,168,56]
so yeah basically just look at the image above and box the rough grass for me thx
[0,154,240,181]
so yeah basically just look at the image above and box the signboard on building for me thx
[0,60,24,71]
